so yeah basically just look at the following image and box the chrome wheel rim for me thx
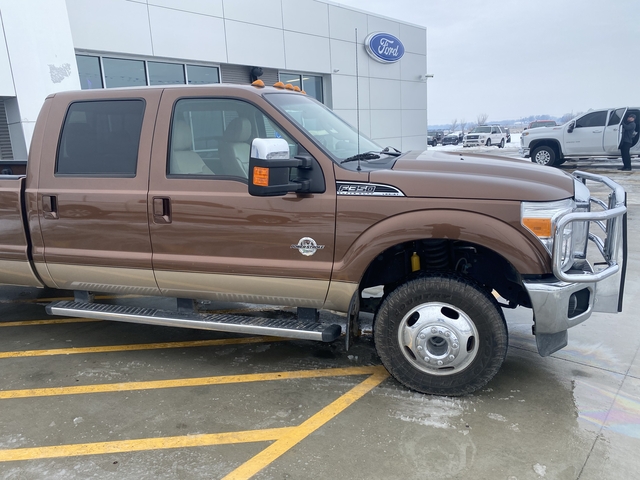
[398,302,479,376]
[534,150,551,164]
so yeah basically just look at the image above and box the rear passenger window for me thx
[56,100,144,176]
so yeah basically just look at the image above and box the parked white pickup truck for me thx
[520,108,640,166]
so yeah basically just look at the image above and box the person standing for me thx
[619,113,636,171]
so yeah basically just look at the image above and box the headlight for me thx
[521,198,575,271]
[522,131,529,136]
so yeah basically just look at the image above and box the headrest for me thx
[172,120,193,151]
[224,117,252,142]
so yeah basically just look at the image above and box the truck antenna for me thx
[355,28,361,172]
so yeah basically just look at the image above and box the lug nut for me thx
[445,332,450,337]
[417,345,423,351]
[449,355,455,360]
[431,327,437,334]
[424,357,430,362]
[420,333,426,339]
[437,360,443,366]
[453,343,459,349]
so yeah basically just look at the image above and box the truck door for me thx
[563,110,608,156]
[147,89,336,307]
[34,90,162,294]
[603,108,626,154]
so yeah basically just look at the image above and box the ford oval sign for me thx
[365,32,405,64]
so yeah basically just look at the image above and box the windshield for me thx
[264,93,382,161]
[470,126,491,133]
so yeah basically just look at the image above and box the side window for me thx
[575,111,607,128]
[56,100,144,176]
[608,108,626,126]
[168,98,298,179]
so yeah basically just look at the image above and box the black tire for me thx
[531,145,557,166]
[486,139,491,147]
[499,139,505,148]
[374,275,508,396]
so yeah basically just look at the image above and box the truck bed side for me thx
[0,175,43,286]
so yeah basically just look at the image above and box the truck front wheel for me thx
[374,275,508,396]
[531,145,557,166]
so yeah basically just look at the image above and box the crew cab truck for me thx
[521,107,640,166]
[0,83,627,396]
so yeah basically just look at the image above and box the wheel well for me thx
[530,140,562,159]
[358,239,531,313]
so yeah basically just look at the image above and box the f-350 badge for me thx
[291,237,325,256]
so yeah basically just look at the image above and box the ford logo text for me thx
[364,32,405,64]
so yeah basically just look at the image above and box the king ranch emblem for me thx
[291,237,325,256]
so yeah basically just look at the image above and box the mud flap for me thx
[345,291,360,351]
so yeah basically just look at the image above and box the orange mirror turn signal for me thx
[253,166,269,187]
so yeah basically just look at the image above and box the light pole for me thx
[423,74,434,148]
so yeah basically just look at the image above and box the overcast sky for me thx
[332,0,640,126]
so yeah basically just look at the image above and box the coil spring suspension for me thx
[423,240,449,270]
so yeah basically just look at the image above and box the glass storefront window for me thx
[76,55,103,90]
[186,65,220,85]
[279,73,323,103]
[302,76,323,103]
[76,55,219,89]
[148,62,185,85]
[103,58,147,88]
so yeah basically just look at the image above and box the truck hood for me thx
[369,149,574,201]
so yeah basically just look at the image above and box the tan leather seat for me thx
[170,120,214,175]
[219,117,252,177]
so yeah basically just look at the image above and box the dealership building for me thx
[0,0,427,169]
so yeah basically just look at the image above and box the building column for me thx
[0,0,80,160]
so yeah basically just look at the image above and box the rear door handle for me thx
[153,197,171,224]
[42,195,58,220]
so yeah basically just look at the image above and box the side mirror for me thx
[567,121,575,133]
[248,138,325,197]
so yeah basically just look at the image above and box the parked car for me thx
[520,107,640,166]
[463,125,507,148]
[0,83,628,397]
[427,130,444,145]
[525,120,557,130]
[442,132,461,145]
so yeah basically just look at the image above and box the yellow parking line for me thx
[0,336,287,359]
[0,318,101,327]
[224,367,389,479]
[0,366,384,399]
[0,427,294,463]
[0,367,389,469]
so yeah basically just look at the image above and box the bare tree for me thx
[477,113,489,125]
[450,118,458,132]
[560,112,574,123]
[459,118,467,133]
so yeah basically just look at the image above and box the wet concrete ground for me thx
[0,164,638,479]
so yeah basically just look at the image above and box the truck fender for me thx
[331,209,550,283]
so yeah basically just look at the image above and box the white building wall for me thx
[3,0,426,156]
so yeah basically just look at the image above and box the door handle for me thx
[42,195,58,220]
[153,197,171,224]
[592,130,603,133]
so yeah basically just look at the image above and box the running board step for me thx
[46,301,342,342]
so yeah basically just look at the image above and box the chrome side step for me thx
[46,301,342,342]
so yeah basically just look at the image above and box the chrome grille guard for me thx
[552,171,627,283]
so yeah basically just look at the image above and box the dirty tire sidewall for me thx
[374,275,508,396]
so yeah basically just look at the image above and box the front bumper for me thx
[522,171,627,356]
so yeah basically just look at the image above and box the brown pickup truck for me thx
[0,83,628,396]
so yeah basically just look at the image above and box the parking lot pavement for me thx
[0,173,639,480]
